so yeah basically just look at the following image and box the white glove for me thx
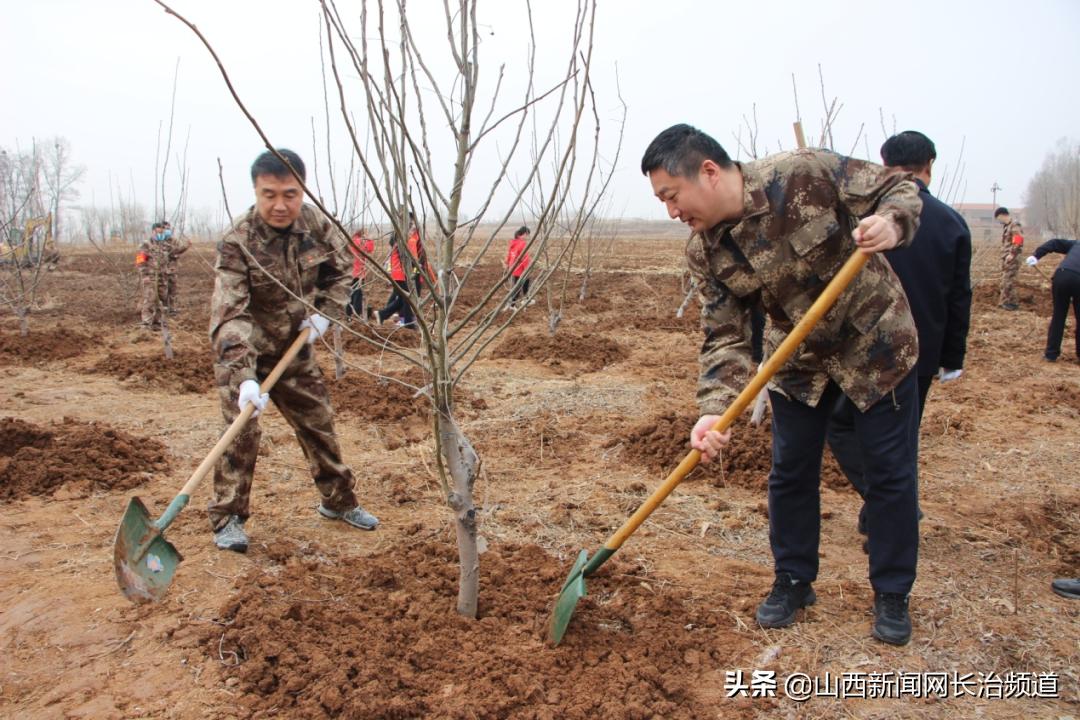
[1025,256,1038,267]
[299,313,330,343]
[938,368,963,383]
[238,379,269,417]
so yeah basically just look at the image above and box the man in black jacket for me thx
[828,130,972,532]
[1027,237,1080,362]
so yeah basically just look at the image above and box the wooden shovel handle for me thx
[176,328,312,499]
[605,250,871,551]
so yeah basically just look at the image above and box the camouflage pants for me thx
[139,273,167,325]
[999,254,1020,306]
[208,349,359,531]
[165,272,178,313]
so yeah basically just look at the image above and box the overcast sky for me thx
[4,0,1079,230]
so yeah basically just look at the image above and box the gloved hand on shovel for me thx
[238,379,269,418]
[299,313,330,343]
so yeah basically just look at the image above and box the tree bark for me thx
[437,407,480,617]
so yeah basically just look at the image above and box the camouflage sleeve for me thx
[209,236,257,386]
[814,152,922,249]
[1010,221,1024,252]
[688,237,756,416]
[314,215,351,323]
[170,237,191,257]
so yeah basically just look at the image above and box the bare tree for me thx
[155,0,620,618]
[1025,138,1080,237]
[0,140,73,335]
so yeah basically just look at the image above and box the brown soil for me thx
[1,242,1076,720]
[203,539,733,720]
[611,412,849,491]
[89,351,215,393]
[0,327,91,364]
[331,372,429,424]
[971,277,1052,316]
[0,416,169,500]
[492,331,628,373]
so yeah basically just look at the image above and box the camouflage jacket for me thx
[1000,219,1023,259]
[136,235,190,276]
[163,236,191,273]
[687,149,921,413]
[209,204,351,387]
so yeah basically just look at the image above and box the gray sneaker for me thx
[213,515,249,553]
[317,504,379,530]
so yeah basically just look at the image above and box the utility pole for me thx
[991,181,1002,210]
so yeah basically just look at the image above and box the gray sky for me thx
[4,0,1079,228]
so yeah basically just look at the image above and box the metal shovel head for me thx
[548,549,590,645]
[113,496,183,604]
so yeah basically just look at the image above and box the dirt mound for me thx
[612,411,848,491]
[0,416,168,500]
[0,327,90,364]
[626,309,699,333]
[492,332,627,373]
[201,539,737,719]
[89,351,215,393]
[331,372,429,423]
[1013,493,1080,573]
[971,278,1051,315]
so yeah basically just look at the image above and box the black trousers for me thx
[1046,268,1080,360]
[510,275,530,304]
[378,279,414,325]
[346,279,364,318]
[769,373,920,594]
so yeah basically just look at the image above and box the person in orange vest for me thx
[372,233,411,327]
[505,225,532,308]
[372,219,436,329]
[346,229,375,320]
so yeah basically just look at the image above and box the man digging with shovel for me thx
[208,148,379,552]
[642,124,923,645]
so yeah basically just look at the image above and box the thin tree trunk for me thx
[17,306,29,337]
[333,323,346,379]
[437,407,480,617]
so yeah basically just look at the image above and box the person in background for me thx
[505,225,533,308]
[208,148,379,553]
[827,130,972,538]
[160,220,191,315]
[995,207,1024,310]
[346,228,375,321]
[1026,237,1080,362]
[135,222,169,330]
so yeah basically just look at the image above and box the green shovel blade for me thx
[113,497,183,603]
[548,549,590,645]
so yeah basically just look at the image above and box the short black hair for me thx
[250,148,306,184]
[514,226,530,238]
[880,131,936,170]
[994,207,1010,218]
[640,123,732,178]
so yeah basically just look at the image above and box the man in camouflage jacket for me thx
[160,221,191,315]
[994,207,1024,309]
[642,124,922,645]
[136,223,171,329]
[208,149,379,553]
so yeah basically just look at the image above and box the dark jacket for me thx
[883,178,972,375]
[1033,238,1080,276]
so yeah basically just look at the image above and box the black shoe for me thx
[756,573,816,628]
[1043,354,1058,362]
[872,592,912,645]
[1000,303,1019,311]
[1051,578,1080,599]
[857,503,868,536]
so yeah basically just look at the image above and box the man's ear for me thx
[699,159,722,186]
